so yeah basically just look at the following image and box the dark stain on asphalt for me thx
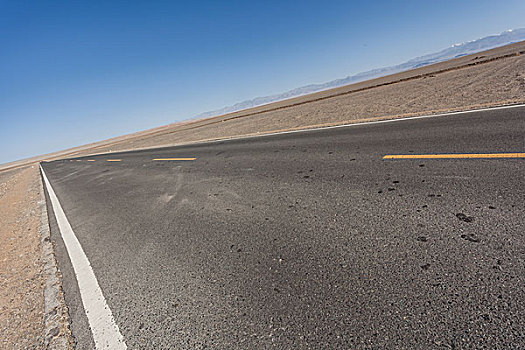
[456,213,475,223]
[421,263,431,270]
[493,259,503,270]
[461,233,480,243]
[416,236,428,242]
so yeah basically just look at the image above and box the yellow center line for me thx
[153,158,196,161]
[87,160,96,162]
[383,153,525,159]
[106,159,122,162]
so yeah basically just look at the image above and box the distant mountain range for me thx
[195,28,525,119]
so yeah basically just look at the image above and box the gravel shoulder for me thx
[0,166,71,349]
[0,166,45,348]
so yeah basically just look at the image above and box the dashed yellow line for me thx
[153,158,196,161]
[383,153,525,159]
[106,159,122,162]
[87,160,96,162]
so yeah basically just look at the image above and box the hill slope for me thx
[196,29,525,119]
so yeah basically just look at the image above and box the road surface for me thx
[41,105,525,349]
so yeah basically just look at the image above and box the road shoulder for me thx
[0,165,72,349]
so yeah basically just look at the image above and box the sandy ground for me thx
[0,166,45,349]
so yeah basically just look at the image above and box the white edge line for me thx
[40,165,127,350]
[70,103,525,158]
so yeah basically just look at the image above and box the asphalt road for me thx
[42,106,525,349]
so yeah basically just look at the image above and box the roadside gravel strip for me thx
[39,171,73,349]
[0,166,71,349]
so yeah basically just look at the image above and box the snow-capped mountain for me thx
[195,28,525,119]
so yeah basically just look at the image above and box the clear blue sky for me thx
[1,0,524,164]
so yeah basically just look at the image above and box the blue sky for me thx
[1,0,524,164]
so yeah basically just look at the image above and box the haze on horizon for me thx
[1,0,524,165]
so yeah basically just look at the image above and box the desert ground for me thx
[0,166,46,348]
